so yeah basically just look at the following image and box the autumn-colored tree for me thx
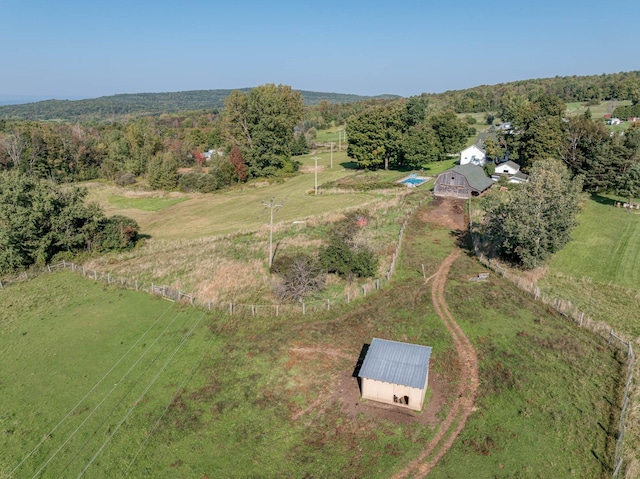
[228,147,247,181]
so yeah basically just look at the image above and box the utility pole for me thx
[330,142,334,168]
[313,156,320,195]
[261,197,283,268]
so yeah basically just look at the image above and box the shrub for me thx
[96,215,139,251]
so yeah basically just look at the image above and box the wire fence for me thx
[468,199,635,478]
[0,199,425,320]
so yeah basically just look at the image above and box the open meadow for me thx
[0,192,624,478]
[539,194,640,337]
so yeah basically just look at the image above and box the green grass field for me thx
[87,151,409,241]
[539,194,640,336]
[0,198,622,478]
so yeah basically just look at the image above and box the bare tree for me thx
[272,253,325,302]
[2,130,27,168]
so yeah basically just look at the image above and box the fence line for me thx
[0,199,425,319]
[468,200,634,478]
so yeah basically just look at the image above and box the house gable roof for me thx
[358,338,432,389]
[448,164,494,192]
[500,160,521,171]
[461,144,485,155]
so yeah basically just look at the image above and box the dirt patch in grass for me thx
[417,196,466,231]
[336,368,449,426]
[286,346,449,427]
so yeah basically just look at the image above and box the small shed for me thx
[358,338,432,411]
[433,164,493,198]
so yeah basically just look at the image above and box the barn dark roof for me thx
[449,164,494,192]
[358,338,432,389]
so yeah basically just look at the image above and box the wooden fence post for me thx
[229,303,233,315]
[327,299,330,311]
[302,302,306,315]
[275,305,279,316]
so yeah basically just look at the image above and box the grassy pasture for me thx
[539,194,640,337]
[87,151,407,241]
[428,249,620,478]
[1,198,622,478]
[565,100,632,119]
[106,195,189,211]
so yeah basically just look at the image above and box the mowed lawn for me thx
[546,195,640,289]
[539,194,640,337]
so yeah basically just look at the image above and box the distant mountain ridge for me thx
[0,89,401,122]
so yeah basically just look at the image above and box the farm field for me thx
[86,151,408,241]
[539,194,640,337]
[0,197,622,478]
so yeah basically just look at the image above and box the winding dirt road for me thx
[393,248,480,478]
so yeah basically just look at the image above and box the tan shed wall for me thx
[361,374,428,411]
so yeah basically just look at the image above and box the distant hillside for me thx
[0,89,401,122]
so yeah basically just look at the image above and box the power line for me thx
[56,311,197,477]
[6,302,174,478]
[119,333,218,477]
[77,312,208,478]
[29,309,189,479]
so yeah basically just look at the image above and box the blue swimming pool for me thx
[400,176,428,187]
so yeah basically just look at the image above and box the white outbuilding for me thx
[358,338,432,411]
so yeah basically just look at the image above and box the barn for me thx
[433,164,493,199]
[358,338,432,411]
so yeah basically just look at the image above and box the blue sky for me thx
[0,0,638,101]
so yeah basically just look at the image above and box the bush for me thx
[115,171,136,186]
[319,240,378,279]
[95,215,139,251]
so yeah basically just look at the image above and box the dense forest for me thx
[0,89,400,122]
[2,71,638,123]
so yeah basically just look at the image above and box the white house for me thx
[459,144,486,166]
[494,160,520,176]
[492,160,529,184]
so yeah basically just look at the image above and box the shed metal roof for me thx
[358,338,432,389]
[449,164,494,192]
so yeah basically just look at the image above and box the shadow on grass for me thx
[590,193,617,206]
[352,343,370,393]
[339,161,360,170]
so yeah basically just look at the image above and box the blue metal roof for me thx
[358,338,432,389]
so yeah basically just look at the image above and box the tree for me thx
[271,252,325,302]
[0,171,138,274]
[498,93,566,168]
[346,102,404,170]
[147,152,178,190]
[616,162,640,208]
[228,147,247,181]
[485,159,582,269]
[402,123,442,168]
[318,211,378,278]
[222,84,304,177]
[429,111,469,155]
